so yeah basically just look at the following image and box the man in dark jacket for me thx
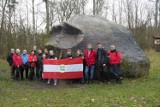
[7,48,15,80]
[96,43,110,83]
[36,49,43,80]
[47,50,58,85]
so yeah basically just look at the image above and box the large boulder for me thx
[46,15,150,78]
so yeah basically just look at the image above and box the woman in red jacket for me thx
[84,43,96,84]
[13,49,23,80]
[28,50,37,80]
[108,44,122,83]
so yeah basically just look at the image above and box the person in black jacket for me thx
[75,49,85,84]
[64,49,73,59]
[47,50,58,85]
[36,49,43,80]
[7,48,15,80]
[44,48,49,58]
[96,43,110,83]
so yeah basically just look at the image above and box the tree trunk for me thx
[93,0,96,15]
[32,0,36,44]
[155,0,159,28]
[1,0,8,29]
[45,0,50,33]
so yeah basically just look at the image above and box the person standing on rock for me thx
[13,49,23,80]
[96,43,110,83]
[44,48,49,58]
[47,50,58,85]
[63,49,74,59]
[7,48,16,80]
[84,43,96,84]
[33,46,38,55]
[28,50,37,80]
[21,50,29,79]
[108,44,122,83]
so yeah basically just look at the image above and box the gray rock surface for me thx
[46,15,150,78]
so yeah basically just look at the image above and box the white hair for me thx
[23,50,27,52]
[10,48,15,53]
[49,50,54,56]
[42,54,46,58]
[16,49,20,54]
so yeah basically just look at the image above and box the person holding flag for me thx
[47,50,58,85]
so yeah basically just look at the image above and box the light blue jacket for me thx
[21,54,28,64]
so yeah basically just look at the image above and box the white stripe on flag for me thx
[43,64,83,72]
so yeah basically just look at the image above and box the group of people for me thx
[7,43,123,86]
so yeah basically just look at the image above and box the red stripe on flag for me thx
[43,58,83,65]
[43,72,83,79]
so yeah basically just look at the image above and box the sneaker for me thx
[47,79,50,85]
[54,82,57,86]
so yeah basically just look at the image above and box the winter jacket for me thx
[13,53,23,67]
[108,50,122,65]
[48,55,57,59]
[7,53,14,66]
[28,54,37,67]
[62,54,74,59]
[96,48,107,66]
[22,54,28,65]
[84,49,96,66]
[36,53,43,66]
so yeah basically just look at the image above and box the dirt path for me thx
[29,80,85,90]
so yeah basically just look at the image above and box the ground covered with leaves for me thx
[0,50,160,107]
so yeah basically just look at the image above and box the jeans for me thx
[110,64,120,79]
[85,65,95,80]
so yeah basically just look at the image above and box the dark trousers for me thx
[110,64,120,79]
[22,64,29,79]
[36,65,43,80]
[98,66,110,82]
[10,66,16,79]
[15,66,23,80]
[29,67,35,80]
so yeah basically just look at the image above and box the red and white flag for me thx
[43,58,83,79]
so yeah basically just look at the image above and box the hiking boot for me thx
[116,77,123,84]
[85,79,89,84]
[89,79,93,84]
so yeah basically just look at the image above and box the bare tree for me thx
[118,0,123,24]
[93,0,95,15]
[56,0,84,24]
[111,0,117,23]
[32,0,35,34]
[1,0,8,29]
[93,0,104,16]
[43,0,50,33]
[32,0,36,44]
[155,0,159,28]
